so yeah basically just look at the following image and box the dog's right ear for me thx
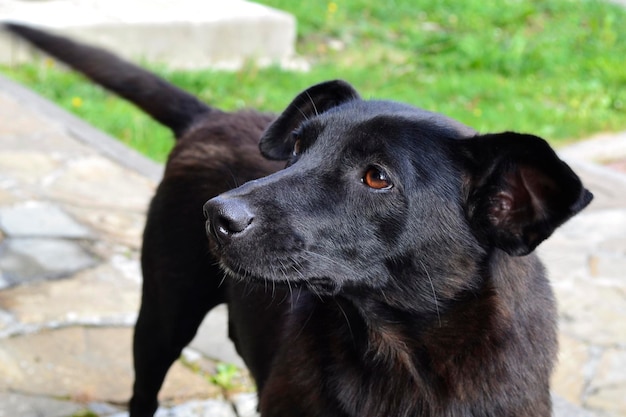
[459,132,593,256]
[259,80,360,160]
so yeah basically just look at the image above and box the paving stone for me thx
[88,401,123,415]
[0,91,91,156]
[0,262,139,332]
[552,395,595,417]
[154,400,237,417]
[599,237,626,255]
[0,275,9,292]
[557,209,626,243]
[0,201,92,238]
[109,399,237,417]
[190,305,245,368]
[0,188,18,205]
[0,76,165,183]
[232,392,260,417]
[557,280,626,347]
[0,182,37,202]
[552,333,590,406]
[589,250,626,279]
[0,308,14,335]
[560,131,626,165]
[0,152,60,186]
[585,348,626,416]
[0,92,63,139]
[0,237,96,288]
[46,156,155,211]
[0,326,220,404]
[570,161,626,211]
[0,392,83,417]
[538,232,592,282]
[65,205,146,249]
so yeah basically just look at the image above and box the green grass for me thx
[1,0,625,162]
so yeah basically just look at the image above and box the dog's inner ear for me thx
[259,80,360,160]
[462,132,593,256]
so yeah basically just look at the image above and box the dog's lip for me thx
[218,256,286,282]
[218,257,341,295]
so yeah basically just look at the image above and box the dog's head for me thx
[204,80,592,304]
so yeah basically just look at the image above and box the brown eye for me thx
[362,166,393,190]
[292,138,302,156]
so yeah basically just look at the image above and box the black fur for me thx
[6,23,593,417]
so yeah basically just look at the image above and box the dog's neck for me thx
[263,250,549,416]
[335,250,530,379]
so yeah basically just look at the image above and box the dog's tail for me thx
[4,22,212,138]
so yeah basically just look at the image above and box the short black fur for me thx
[5,23,593,417]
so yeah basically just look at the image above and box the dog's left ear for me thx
[460,132,593,256]
[260,80,360,160]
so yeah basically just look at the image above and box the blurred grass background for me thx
[1,0,625,162]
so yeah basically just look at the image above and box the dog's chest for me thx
[257,298,437,417]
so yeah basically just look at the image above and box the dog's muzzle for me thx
[203,196,254,244]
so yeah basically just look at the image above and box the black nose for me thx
[203,196,254,242]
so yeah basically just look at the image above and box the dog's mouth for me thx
[217,255,341,296]
[204,199,350,297]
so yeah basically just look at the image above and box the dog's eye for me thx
[291,132,302,156]
[362,166,393,190]
[292,139,302,156]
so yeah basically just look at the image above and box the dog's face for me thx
[204,80,592,307]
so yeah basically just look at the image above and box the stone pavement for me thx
[0,74,250,417]
[0,70,625,417]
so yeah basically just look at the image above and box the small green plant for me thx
[209,362,241,391]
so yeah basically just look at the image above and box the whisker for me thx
[301,250,356,273]
[222,166,240,189]
[335,300,355,347]
[305,91,319,116]
[218,273,227,288]
[294,103,311,122]
[287,256,306,280]
[271,276,276,300]
[419,260,441,327]
[278,260,294,306]
[378,287,392,305]
[294,308,315,340]
[295,285,304,305]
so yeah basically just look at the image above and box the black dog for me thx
[6,23,592,417]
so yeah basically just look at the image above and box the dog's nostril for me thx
[205,197,254,241]
[216,210,253,235]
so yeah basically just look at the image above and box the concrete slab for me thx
[564,159,626,211]
[0,76,164,182]
[189,304,244,368]
[0,0,296,69]
[0,201,92,238]
[0,326,220,404]
[552,395,595,417]
[0,237,96,288]
[561,131,626,164]
[0,392,83,417]
[232,393,260,417]
[109,399,237,417]
[0,262,139,333]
